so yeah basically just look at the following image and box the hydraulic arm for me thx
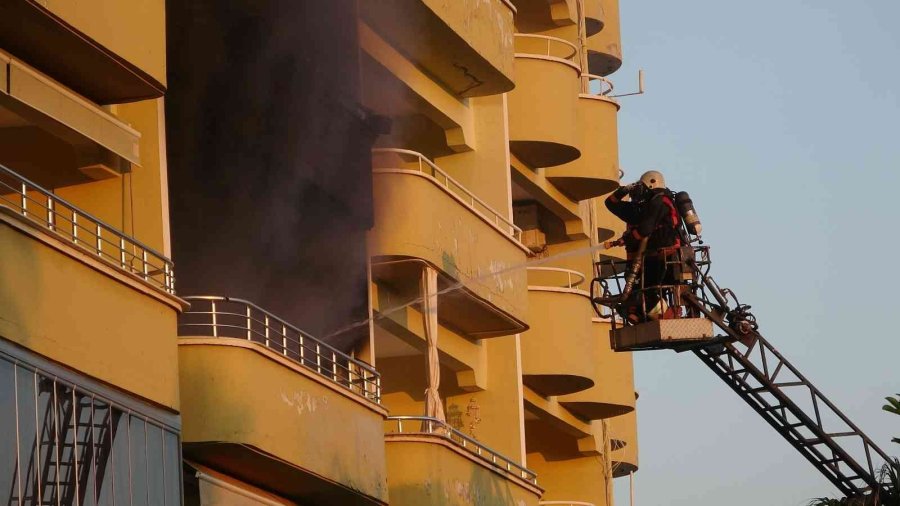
[592,245,894,499]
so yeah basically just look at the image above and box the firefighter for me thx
[604,170,681,321]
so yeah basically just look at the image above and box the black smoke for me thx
[165,0,381,349]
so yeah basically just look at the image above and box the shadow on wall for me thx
[165,0,386,349]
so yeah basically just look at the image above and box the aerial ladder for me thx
[590,200,895,501]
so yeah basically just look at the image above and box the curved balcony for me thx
[177,297,388,505]
[370,149,529,338]
[587,0,622,76]
[385,416,542,505]
[528,450,609,506]
[558,318,635,419]
[509,34,581,168]
[360,0,516,97]
[545,75,620,201]
[521,267,595,396]
[584,0,605,37]
[610,402,639,477]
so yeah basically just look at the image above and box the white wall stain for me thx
[280,390,329,416]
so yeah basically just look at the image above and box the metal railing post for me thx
[47,197,54,231]
[282,324,288,356]
[246,305,252,341]
[20,182,27,216]
[264,315,270,347]
[72,211,78,244]
[211,300,218,337]
[96,224,102,256]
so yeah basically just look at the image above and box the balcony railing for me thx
[372,148,523,242]
[581,73,615,97]
[385,416,538,485]
[179,296,381,404]
[514,34,580,68]
[527,267,587,291]
[0,163,175,293]
[540,502,596,506]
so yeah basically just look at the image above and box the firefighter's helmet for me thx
[639,170,666,190]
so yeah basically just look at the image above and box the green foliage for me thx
[885,395,900,445]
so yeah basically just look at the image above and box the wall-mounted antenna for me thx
[611,69,645,98]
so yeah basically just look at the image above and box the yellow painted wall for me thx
[446,334,526,464]
[56,99,168,255]
[436,94,513,221]
[520,289,595,396]
[35,0,166,85]
[385,436,541,506]
[527,452,611,506]
[370,172,528,323]
[0,218,179,409]
[179,341,389,503]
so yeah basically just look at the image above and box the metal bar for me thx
[264,315,270,348]
[21,182,27,216]
[211,301,218,338]
[47,197,55,231]
[246,306,252,341]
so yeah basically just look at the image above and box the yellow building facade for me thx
[0,0,638,504]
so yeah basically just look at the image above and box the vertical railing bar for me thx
[332,352,338,382]
[47,196,54,231]
[246,305,252,341]
[96,223,103,256]
[211,301,218,338]
[120,237,126,269]
[20,182,27,216]
[142,250,148,280]
[282,324,288,357]
[72,211,78,245]
[264,315,270,348]
[316,344,322,374]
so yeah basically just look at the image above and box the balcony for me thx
[370,149,529,338]
[559,318,636,420]
[584,0,605,36]
[587,0,622,76]
[0,53,142,184]
[359,0,516,97]
[0,162,180,409]
[610,401,639,477]
[511,0,577,33]
[178,296,388,505]
[545,75,620,201]
[509,34,582,168]
[384,416,542,505]
[521,267,595,395]
[0,0,165,104]
[530,449,609,504]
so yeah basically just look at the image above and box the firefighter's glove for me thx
[612,184,633,199]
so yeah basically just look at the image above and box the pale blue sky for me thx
[611,1,900,504]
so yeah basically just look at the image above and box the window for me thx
[0,348,182,505]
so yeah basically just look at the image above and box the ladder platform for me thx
[612,318,715,351]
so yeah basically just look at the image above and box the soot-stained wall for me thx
[165,0,376,348]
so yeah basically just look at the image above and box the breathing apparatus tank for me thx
[674,191,702,236]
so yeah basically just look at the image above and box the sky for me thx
[611,1,900,505]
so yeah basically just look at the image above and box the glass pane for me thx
[145,424,164,506]
[93,400,115,506]
[36,376,58,506]
[129,417,148,506]
[15,368,38,504]
[111,411,130,506]
[75,392,97,506]
[0,359,19,503]
[162,431,181,506]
